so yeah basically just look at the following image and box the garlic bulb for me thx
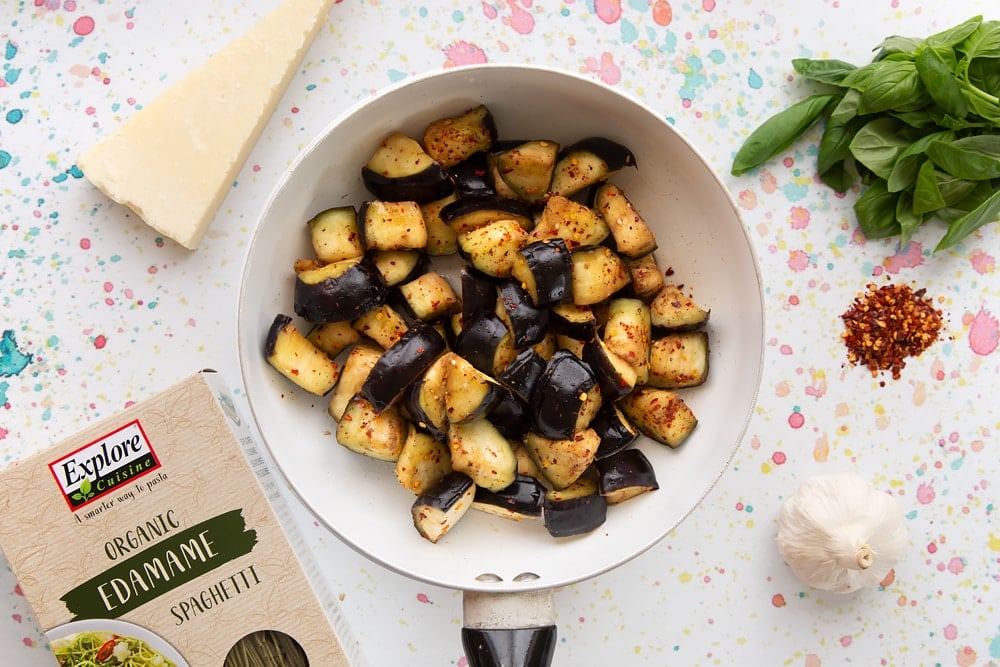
[776,472,907,593]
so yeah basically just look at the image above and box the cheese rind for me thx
[78,0,335,250]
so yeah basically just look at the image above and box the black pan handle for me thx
[462,589,556,667]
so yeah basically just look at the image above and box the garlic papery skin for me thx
[776,472,907,593]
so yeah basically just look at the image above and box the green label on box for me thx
[61,509,257,620]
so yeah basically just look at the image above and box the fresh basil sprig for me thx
[731,16,1000,252]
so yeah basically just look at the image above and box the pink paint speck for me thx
[737,189,757,210]
[702,0,716,10]
[788,249,810,272]
[779,344,793,355]
[103,281,113,293]
[64,0,77,10]
[917,482,935,505]
[956,646,977,666]
[443,40,488,67]
[80,237,91,249]
[789,206,810,229]
[72,15,95,36]
[584,52,621,85]
[947,557,965,574]
[502,0,535,35]
[943,624,958,640]
[772,451,787,465]
[840,635,853,648]
[93,334,107,349]
[882,241,924,273]
[968,307,999,356]
[788,412,804,429]
[969,249,995,274]
[416,592,431,604]
[594,0,622,23]
[22,637,34,648]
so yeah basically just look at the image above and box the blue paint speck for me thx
[620,19,639,43]
[709,49,725,65]
[452,10,464,22]
[748,68,763,89]
[0,150,10,169]
[4,67,21,84]
[0,330,33,378]
[4,40,16,60]
[387,69,408,83]
[6,109,23,124]
[305,83,316,91]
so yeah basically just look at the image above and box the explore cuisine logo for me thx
[48,420,162,511]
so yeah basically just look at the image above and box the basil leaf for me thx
[818,116,858,173]
[840,63,880,91]
[935,188,1000,251]
[820,162,856,193]
[873,35,924,60]
[926,135,1000,179]
[913,159,946,214]
[968,59,1000,99]
[927,15,982,49]
[936,171,980,206]
[895,191,923,247]
[830,89,861,124]
[792,58,858,85]
[959,20,1000,63]
[963,89,1000,123]
[854,181,901,239]
[858,60,926,114]
[890,109,937,129]
[849,117,910,179]
[731,93,840,175]
[886,130,955,192]
[915,47,969,118]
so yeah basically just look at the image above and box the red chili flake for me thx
[840,282,944,381]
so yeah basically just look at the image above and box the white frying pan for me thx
[237,65,764,666]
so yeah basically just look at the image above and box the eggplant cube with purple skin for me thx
[411,471,477,543]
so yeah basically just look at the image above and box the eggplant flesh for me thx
[360,321,448,413]
[597,447,659,504]
[472,474,545,520]
[532,350,599,439]
[411,471,476,543]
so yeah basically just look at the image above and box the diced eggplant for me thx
[411,471,476,543]
[264,314,341,396]
[649,284,711,331]
[352,302,410,349]
[395,426,452,495]
[495,140,559,204]
[531,331,557,361]
[487,389,532,441]
[420,193,461,256]
[440,195,534,236]
[532,350,602,439]
[496,347,546,404]
[624,253,665,302]
[511,440,544,480]
[453,312,513,377]
[590,402,640,460]
[306,321,361,359]
[648,331,710,389]
[618,387,698,448]
[486,151,523,200]
[398,271,461,322]
[359,200,428,251]
[601,298,651,384]
[307,206,364,264]
[447,418,518,492]
[360,320,448,413]
[496,280,549,348]
[528,195,610,250]
[327,341,383,420]
[592,183,657,258]
[449,151,496,198]
[597,448,659,504]
[422,104,498,168]
[543,474,608,537]
[293,257,322,273]
[293,255,387,323]
[445,353,504,423]
[336,393,407,461]
[458,218,530,278]
[548,303,597,340]
[460,266,499,323]
[569,247,631,306]
[510,238,572,306]
[472,474,545,520]
[556,334,587,359]
[549,137,636,199]
[405,352,453,440]
[524,428,600,490]
[370,249,429,287]
[582,337,638,401]
[362,131,453,203]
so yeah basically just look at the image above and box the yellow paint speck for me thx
[761,462,772,473]
[678,571,693,583]
[988,533,1000,552]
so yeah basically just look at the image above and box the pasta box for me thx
[0,370,365,666]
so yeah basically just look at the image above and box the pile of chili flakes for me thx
[840,282,944,381]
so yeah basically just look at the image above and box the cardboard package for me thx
[0,371,365,666]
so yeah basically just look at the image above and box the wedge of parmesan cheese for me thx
[78,0,335,249]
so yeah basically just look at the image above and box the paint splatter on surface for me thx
[2,2,998,666]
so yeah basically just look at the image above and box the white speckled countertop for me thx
[2,1,998,665]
